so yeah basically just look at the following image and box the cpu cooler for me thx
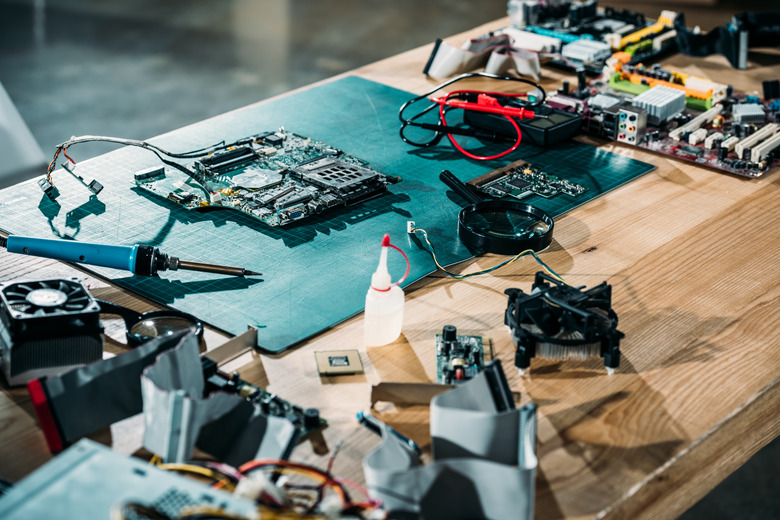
[0,278,103,385]
[505,272,623,374]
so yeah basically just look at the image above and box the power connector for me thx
[406,220,416,234]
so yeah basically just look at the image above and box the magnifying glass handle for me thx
[439,170,484,206]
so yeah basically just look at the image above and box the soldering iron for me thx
[0,235,260,277]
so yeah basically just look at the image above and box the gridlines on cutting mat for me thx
[0,76,655,352]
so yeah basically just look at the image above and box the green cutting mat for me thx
[0,77,654,352]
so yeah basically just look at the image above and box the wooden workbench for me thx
[1,17,778,520]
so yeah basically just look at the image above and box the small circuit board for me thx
[577,65,780,178]
[202,358,325,438]
[467,159,586,201]
[134,129,399,227]
[435,325,492,385]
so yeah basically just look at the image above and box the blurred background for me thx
[0,0,777,518]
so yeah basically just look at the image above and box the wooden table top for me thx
[1,17,779,520]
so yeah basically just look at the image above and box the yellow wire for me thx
[411,226,568,284]
[157,463,231,489]
[149,454,161,465]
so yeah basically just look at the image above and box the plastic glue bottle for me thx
[364,234,407,347]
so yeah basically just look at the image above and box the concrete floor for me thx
[0,0,778,518]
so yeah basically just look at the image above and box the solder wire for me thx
[410,225,567,283]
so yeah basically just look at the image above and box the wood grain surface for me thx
[1,14,779,520]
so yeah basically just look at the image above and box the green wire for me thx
[411,227,567,282]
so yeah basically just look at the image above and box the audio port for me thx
[629,115,636,121]
[628,136,634,142]
[619,112,627,119]
[618,134,626,140]
[619,123,626,129]
[628,126,635,132]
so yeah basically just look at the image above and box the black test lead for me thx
[0,235,261,278]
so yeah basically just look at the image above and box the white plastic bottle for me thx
[364,234,405,347]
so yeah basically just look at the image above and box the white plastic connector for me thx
[406,221,416,234]
[209,191,223,205]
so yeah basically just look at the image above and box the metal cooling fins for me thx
[505,272,623,375]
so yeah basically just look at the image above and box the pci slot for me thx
[735,123,778,159]
[669,105,723,141]
[750,132,780,163]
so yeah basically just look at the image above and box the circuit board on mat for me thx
[466,159,586,200]
[576,63,780,178]
[134,129,399,227]
[435,332,492,385]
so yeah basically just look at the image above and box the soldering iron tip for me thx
[243,269,262,276]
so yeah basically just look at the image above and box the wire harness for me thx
[398,72,547,160]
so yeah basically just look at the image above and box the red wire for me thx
[439,91,522,161]
[62,148,76,164]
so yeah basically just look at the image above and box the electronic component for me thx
[732,103,766,124]
[735,123,778,159]
[750,132,780,163]
[314,349,364,375]
[588,93,621,110]
[505,272,623,374]
[705,132,725,149]
[435,325,492,384]
[561,39,611,66]
[688,128,708,146]
[0,278,102,386]
[581,62,779,177]
[720,135,740,152]
[201,357,326,437]
[631,85,686,123]
[0,439,258,520]
[463,103,583,148]
[669,105,723,141]
[616,104,647,144]
[136,129,398,227]
[467,159,586,200]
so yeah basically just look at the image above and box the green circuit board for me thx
[435,332,492,385]
[134,129,399,227]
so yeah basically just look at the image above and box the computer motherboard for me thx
[549,62,780,178]
[134,129,399,227]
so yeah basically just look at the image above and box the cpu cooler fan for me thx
[505,272,623,375]
[0,278,102,385]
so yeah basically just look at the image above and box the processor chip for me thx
[314,349,364,375]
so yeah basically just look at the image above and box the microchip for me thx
[681,145,705,157]
[314,349,364,375]
[508,178,532,190]
[262,134,284,146]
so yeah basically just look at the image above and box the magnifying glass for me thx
[96,300,204,347]
[439,170,554,254]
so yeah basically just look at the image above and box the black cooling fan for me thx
[505,272,623,374]
[0,278,103,386]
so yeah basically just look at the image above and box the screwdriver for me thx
[0,235,260,277]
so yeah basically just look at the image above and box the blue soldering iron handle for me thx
[6,236,141,274]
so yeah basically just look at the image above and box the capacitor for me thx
[441,324,457,355]
[718,146,729,161]
[303,408,320,429]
